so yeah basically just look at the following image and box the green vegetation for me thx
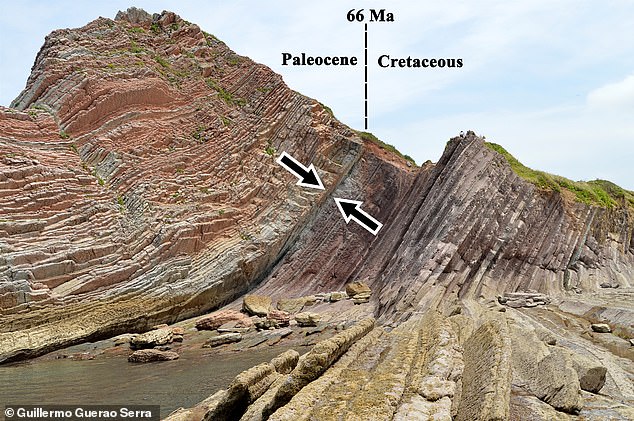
[117,195,125,211]
[150,23,161,35]
[127,26,145,34]
[265,145,276,156]
[175,168,185,174]
[356,131,416,166]
[319,102,334,118]
[129,41,144,54]
[28,110,37,118]
[205,78,218,90]
[170,23,180,31]
[191,126,207,141]
[154,55,170,68]
[96,176,105,186]
[59,130,70,139]
[218,209,225,215]
[205,78,246,107]
[69,143,78,154]
[221,116,231,127]
[485,142,634,208]
[217,87,246,106]
[202,31,221,47]
[239,230,253,241]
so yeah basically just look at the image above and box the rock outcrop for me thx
[294,312,321,327]
[1,7,634,420]
[128,348,179,363]
[243,296,273,317]
[203,332,242,348]
[196,309,253,331]
[130,327,173,349]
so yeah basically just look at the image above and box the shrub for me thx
[319,102,334,117]
[130,41,144,54]
[485,142,633,208]
[356,131,416,165]
[154,55,169,68]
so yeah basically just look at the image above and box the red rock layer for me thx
[1,10,632,362]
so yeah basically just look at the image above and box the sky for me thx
[0,0,633,189]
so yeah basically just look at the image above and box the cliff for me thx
[1,8,633,420]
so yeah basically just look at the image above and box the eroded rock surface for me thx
[1,7,634,420]
[128,348,179,363]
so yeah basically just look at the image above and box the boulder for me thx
[130,327,173,349]
[302,295,317,307]
[113,334,135,346]
[243,295,272,317]
[505,298,527,308]
[528,350,582,413]
[567,352,607,393]
[217,326,250,334]
[346,281,371,297]
[314,292,327,301]
[203,333,242,348]
[255,310,290,329]
[501,292,550,308]
[353,291,371,304]
[276,297,307,314]
[128,349,179,363]
[295,312,321,327]
[196,309,253,330]
[171,327,185,335]
[329,291,348,302]
[591,323,611,333]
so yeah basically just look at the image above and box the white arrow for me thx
[276,151,325,190]
[334,198,383,235]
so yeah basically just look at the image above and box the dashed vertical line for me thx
[364,23,368,130]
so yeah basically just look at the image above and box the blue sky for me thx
[1,0,633,189]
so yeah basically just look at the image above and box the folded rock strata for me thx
[1,7,633,420]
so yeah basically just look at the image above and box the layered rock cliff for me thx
[1,8,633,420]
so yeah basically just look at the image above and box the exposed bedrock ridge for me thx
[255,133,633,322]
[1,9,633,363]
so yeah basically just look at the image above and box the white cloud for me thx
[587,74,634,109]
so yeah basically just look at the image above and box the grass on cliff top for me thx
[356,131,416,165]
[485,142,634,208]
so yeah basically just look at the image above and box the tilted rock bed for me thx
[499,291,551,308]
[164,302,630,420]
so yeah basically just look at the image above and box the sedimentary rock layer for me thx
[1,8,632,391]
